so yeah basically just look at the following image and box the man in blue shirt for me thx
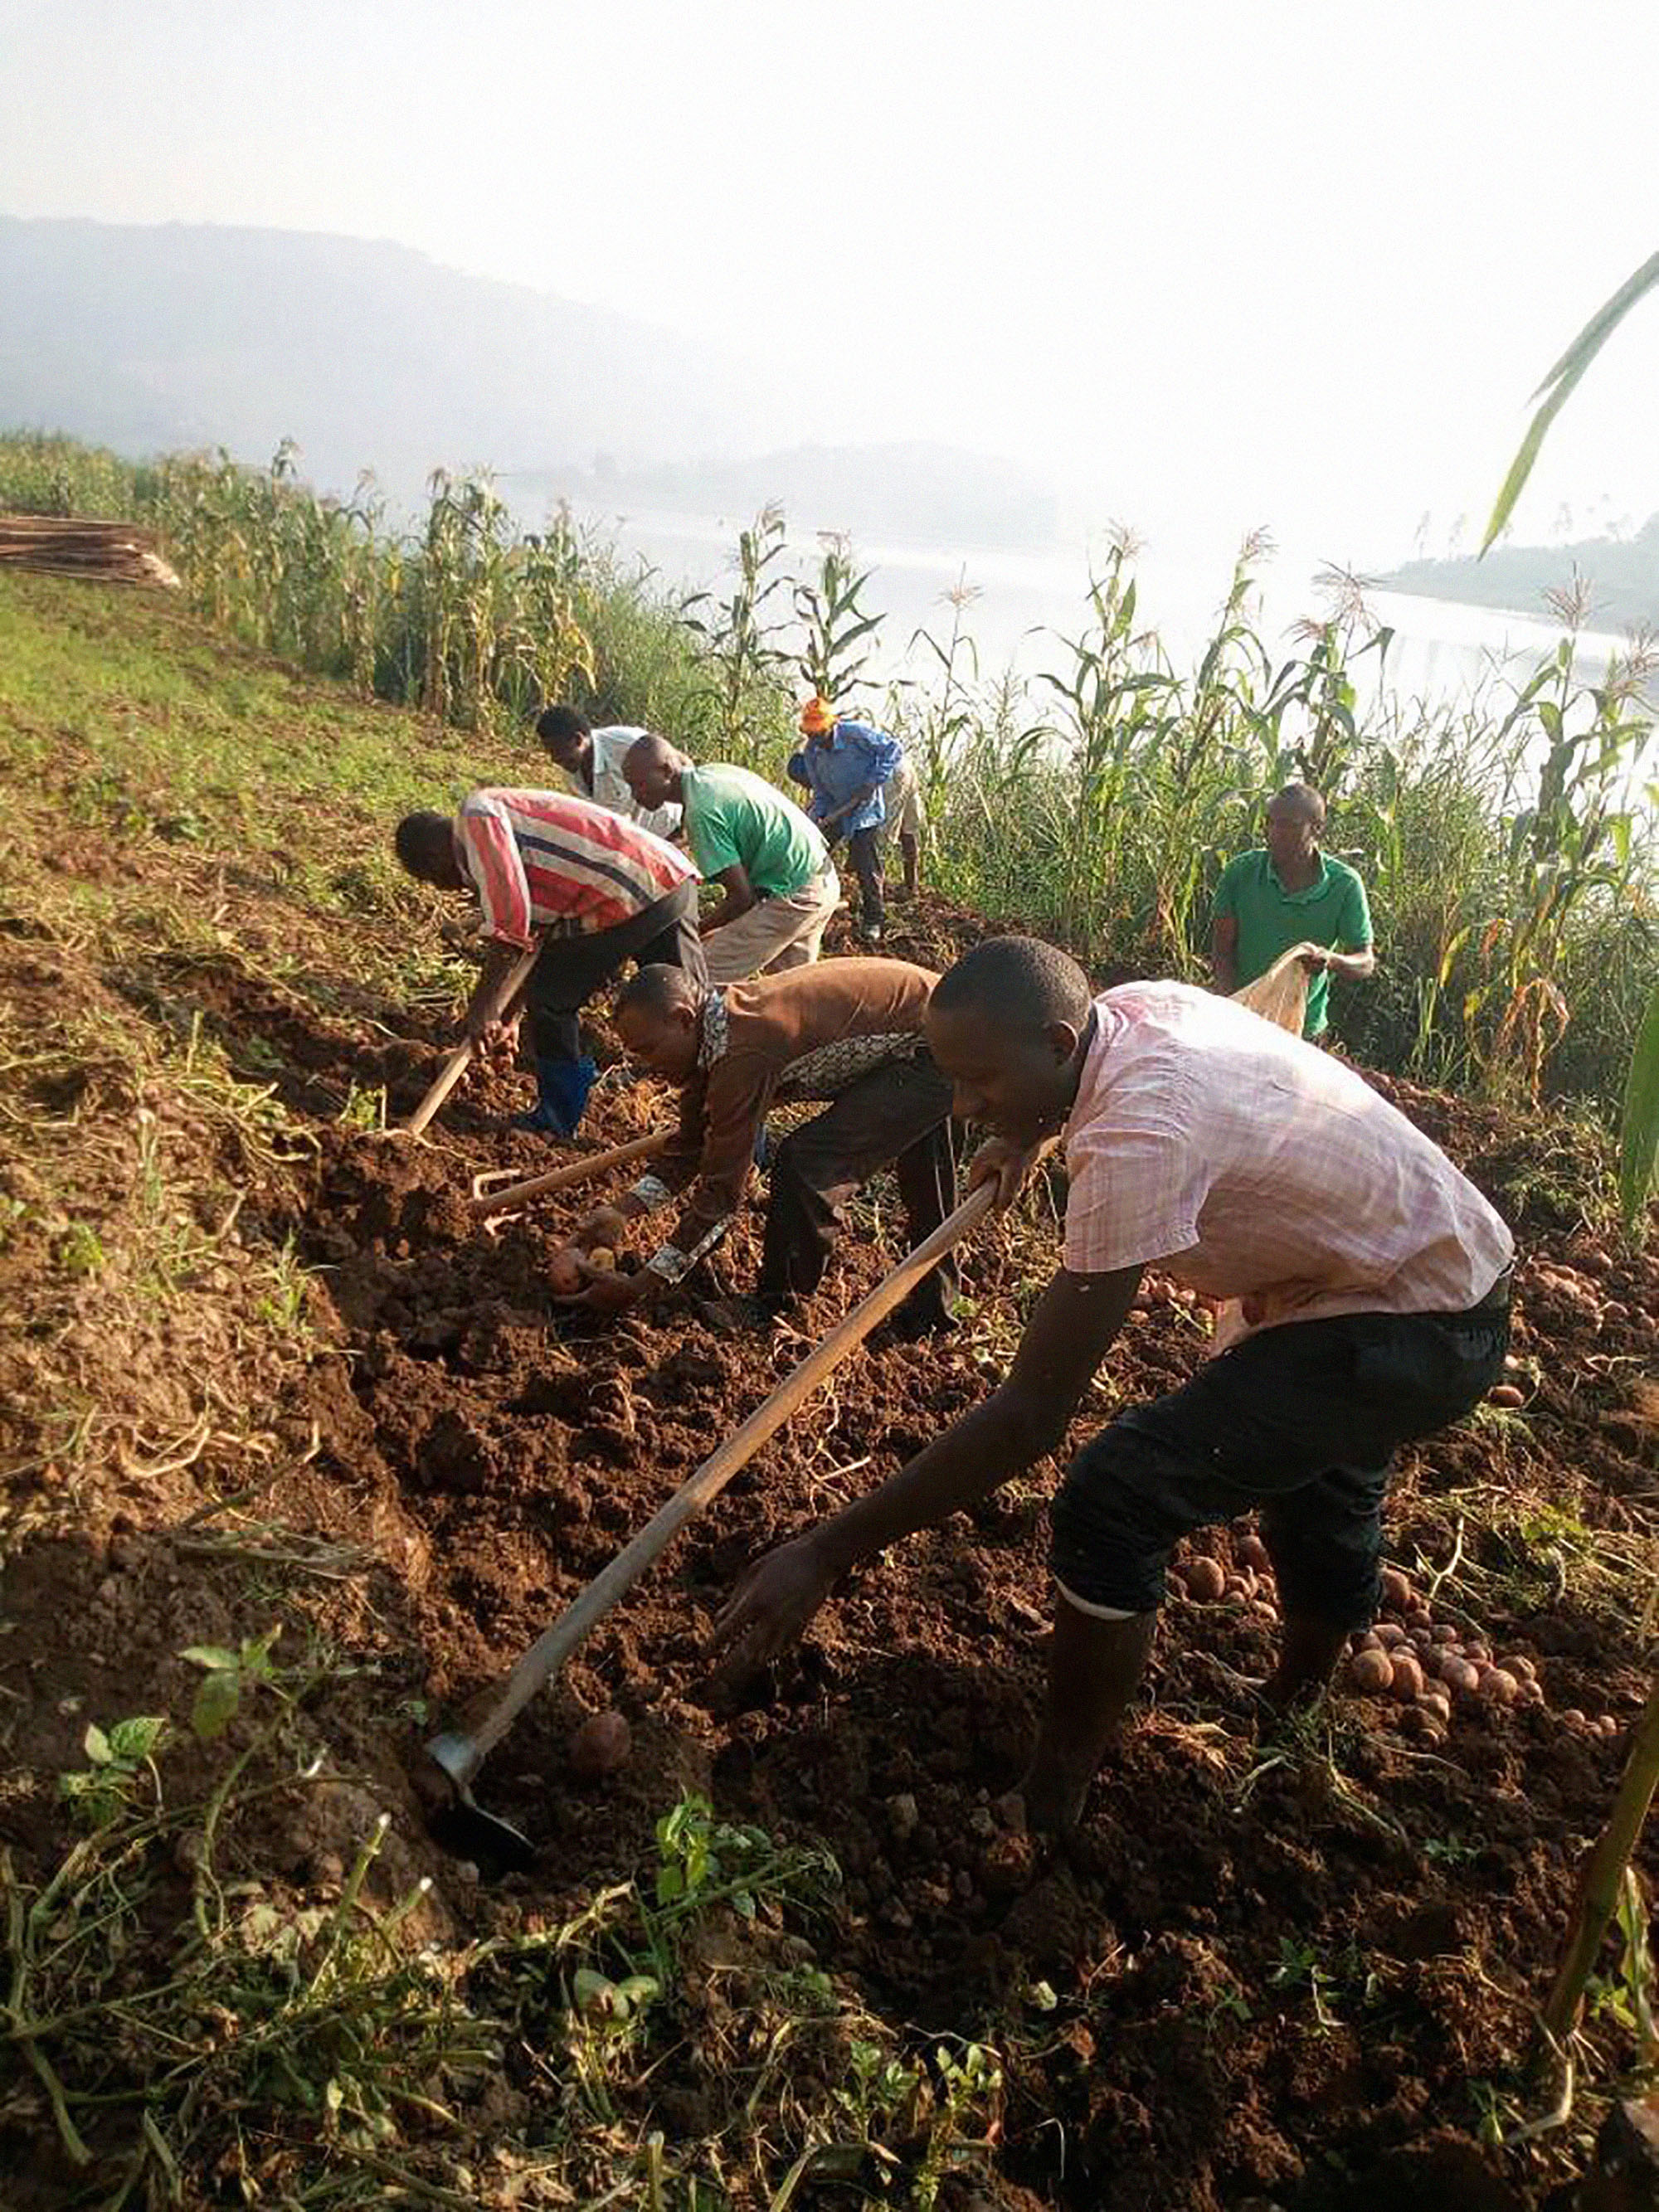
[787,696,903,943]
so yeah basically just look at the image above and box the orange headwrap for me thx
[798,695,836,735]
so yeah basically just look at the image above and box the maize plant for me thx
[681,501,793,768]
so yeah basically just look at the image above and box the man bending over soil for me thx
[623,737,842,984]
[554,959,958,1334]
[394,788,703,1136]
[714,936,1513,1833]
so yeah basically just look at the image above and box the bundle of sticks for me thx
[0,514,182,589]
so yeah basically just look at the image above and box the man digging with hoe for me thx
[550,958,959,1336]
[713,936,1513,1834]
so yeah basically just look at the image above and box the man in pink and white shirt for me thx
[713,936,1512,1834]
[394,788,703,1135]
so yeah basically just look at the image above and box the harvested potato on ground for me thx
[547,1247,585,1296]
[1236,1534,1271,1573]
[568,1709,632,1779]
[1487,1383,1525,1408]
[1399,1704,1446,1745]
[1389,1653,1425,1701]
[1185,1558,1225,1602]
[1374,1622,1407,1650]
[587,1247,617,1271]
[1482,1670,1520,1704]
[1379,1566,1412,1610]
[1418,1689,1452,1726]
[1350,1647,1394,1694]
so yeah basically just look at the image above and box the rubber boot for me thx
[510,1053,597,1137]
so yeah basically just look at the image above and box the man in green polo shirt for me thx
[624,736,841,984]
[1210,783,1374,1038]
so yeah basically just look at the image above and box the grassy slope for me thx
[1,574,1653,2211]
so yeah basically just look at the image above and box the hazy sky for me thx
[4,0,1658,566]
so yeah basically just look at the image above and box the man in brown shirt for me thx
[559,958,958,1331]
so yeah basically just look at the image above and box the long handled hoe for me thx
[420,1177,1000,1867]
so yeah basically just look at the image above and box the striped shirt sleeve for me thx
[456,795,534,946]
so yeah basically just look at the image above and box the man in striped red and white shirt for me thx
[395,788,704,1135]
[715,937,1514,1834]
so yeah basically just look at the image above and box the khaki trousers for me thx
[703,866,841,984]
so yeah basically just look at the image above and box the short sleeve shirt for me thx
[1062,982,1512,1335]
[681,765,829,899]
[1213,850,1372,1036]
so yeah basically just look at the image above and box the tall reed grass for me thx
[2,428,1652,1123]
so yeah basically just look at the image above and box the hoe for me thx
[419,1178,1000,1868]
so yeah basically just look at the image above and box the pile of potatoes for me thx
[1167,1530,1277,1619]
[1517,1254,1634,1339]
[1170,1545,1624,1750]
[1350,1568,1619,1747]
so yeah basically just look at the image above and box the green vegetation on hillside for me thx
[3,429,1655,1127]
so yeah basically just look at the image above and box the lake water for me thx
[571,502,1646,736]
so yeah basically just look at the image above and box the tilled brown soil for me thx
[3,897,1657,2210]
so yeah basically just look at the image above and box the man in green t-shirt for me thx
[1210,783,1374,1038]
[624,737,841,983]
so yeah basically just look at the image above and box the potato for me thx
[1398,1704,1446,1746]
[1374,1622,1407,1650]
[1598,1715,1621,1740]
[1389,1653,1425,1701]
[1560,1708,1588,1728]
[1443,1657,1481,1697]
[1379,1566,1412,1610]
[1350,1647,1394,1694]
[547,1247,585,1296]
[1465,1638,1491,1664]
[586,1247,617,1271]
[1353,1630,1382,1654]
[1486,1383,1525,1408]
[1185,1558,1225,1602]
[1498,1653,1537,1682]
[1236,1534,1271,1573]
[1224,1573,1253,1601]
[1482,1669,1519,1705]
[1418,1689,1452,1726]
[568,1709,632,1779]
[1431,1624,1460,1645]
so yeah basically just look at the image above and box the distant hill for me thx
[510,440,1061,548]
[1376,515,1659,632]
[0,215,766,509]
[0,215,1062,547]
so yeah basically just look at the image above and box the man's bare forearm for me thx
[816,1387,1066,1576]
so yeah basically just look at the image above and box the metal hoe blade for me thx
[422,1729,535,1873]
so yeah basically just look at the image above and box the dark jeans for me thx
[524,882,706,1062]
[760,1051,957,1327]
[1049,1292,1511,1627]
[843,827,885,931]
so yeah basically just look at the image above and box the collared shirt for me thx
[579,726,683,843]
[1213,848,1372,1037]
[455,787,697,947]
[786,720,903,835]
[632,958,939,1268]
[681,764,830,898]
[1062,981,1512,1336]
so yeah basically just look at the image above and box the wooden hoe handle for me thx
[469,1130,672,1215]
[401,942,542,1136]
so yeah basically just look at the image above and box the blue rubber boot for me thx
[510,1054,597,1137]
